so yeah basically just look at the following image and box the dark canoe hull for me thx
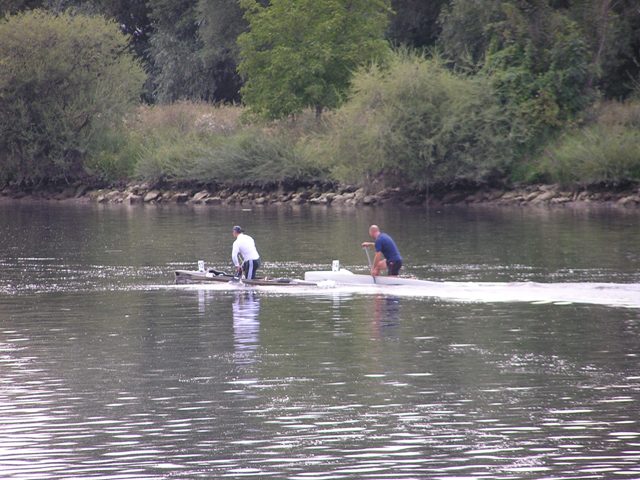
[174,270,316,286]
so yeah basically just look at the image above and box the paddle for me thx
[363,246,377,284]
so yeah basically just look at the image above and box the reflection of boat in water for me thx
[233,290,261,356]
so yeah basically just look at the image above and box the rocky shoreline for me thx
[1,182,640,208]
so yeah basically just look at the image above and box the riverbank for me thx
[2,182,639,208]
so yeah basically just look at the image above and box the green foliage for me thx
[238,0,391,119]
[0,0,42,16]
[568,0,640,99]
[135,129,325,187]
[6,0,154,99]
[127,103,325,186]
[192,130,326,187]
[438,0,504,70]
[537,101,640,185]
[147,0,209,102]
[4,0,640,189]
[387,0,448,49]
[324,51,518,188]
[439,1,592,150]
[84,125,144,181]
[483,8,591,149]
[0,10,145,185]
[196,0,247,102]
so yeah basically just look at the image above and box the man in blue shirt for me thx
[361,225,403,276]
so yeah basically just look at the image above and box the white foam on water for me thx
[159,280,640,309]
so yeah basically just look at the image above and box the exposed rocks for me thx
[174,192,190,203]
[1,181,639,208]
[143,190,161,202]
[191,190,209,204]
[362,195,378,205]
[128,194,143,204]
[617,195,640,206]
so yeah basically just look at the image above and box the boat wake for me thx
[163,280,640,309]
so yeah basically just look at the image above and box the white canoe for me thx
[304,269,435,286]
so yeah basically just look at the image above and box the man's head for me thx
[232,225,243,238]
[368,224,381,240]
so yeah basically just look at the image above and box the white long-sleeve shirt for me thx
[231,233,260,266]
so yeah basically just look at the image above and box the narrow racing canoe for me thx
[175,269,317,286]
[304,269,437,286]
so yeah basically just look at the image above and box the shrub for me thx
[537,102,640,185]
[0,10,145,185]
[84,126,144,182]
[323,51,518,188]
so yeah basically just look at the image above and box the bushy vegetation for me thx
[323,52,518,188]
[536,102,640,186]
[2,1,640,191]
[482,6,591,150]
[0,10,145,185]
[106,103,327,187]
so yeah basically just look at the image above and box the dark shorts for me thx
[387,259,402,276]
[242,258,260,279]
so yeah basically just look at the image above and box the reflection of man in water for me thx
[372,294,401,338]
[232,291,261,358]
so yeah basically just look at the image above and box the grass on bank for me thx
[88,102,328,187]
[535,101,640,186]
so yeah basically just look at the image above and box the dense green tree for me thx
[0,0,42,15]
[567,0,640,99]
[146,0,211,102]
[0,10,145,184]
[440,0,640,100]
[438,0,505,69]
[95,0,151,62]
[439,1,591,150]
[196,0,248,102]
[238,0,391,119]
[59,0,153,97]
[482,3,591,147]
[42,0,151,55]
[387,0,448,49]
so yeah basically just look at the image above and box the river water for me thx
[1,202,639,479]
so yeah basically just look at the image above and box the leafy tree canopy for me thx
[0,10,145,184]
[196,0,250,102]
[238,0,391,119]
[387,0,448,49]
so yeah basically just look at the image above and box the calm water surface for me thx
[1,202,639,479]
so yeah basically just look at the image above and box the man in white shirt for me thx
[231,225,261,279]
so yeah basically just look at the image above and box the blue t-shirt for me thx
[375,233,402,262]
